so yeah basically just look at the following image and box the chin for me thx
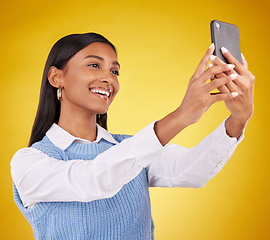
[99,109,108,115]
[84,97,113,115]
[92,105,110,115]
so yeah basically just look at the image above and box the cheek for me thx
[65,79,84,96]
[62,77,87,102]
[108,82,120,104]
[64,70,91,92]
[114,81,120,94]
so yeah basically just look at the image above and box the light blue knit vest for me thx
[13,133,155,240]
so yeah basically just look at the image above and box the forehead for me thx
[74,42,117,61]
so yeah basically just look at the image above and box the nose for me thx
[100,78,113,85]
[99,70,114,85]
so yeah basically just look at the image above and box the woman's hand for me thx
[154,44,239,146]
[210,47,255,138]
[176,44,239,127]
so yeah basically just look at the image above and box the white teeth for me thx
[90,88,110,97]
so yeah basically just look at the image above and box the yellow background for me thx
[1,0,269,239]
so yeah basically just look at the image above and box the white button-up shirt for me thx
[10,120,243,208]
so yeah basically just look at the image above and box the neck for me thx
[58,105,98,142]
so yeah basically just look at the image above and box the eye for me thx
[111,70,119,76]
[88,63,100,68]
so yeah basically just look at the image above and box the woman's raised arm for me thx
[154,44,239,146]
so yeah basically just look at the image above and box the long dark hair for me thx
[28,33,117,147]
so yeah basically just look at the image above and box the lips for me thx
[89,87,112,100]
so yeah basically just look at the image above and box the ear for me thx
[47,66,64,88]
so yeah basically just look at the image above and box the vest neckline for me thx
[64,139,115,156]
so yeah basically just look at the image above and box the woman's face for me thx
[60,42,120,115]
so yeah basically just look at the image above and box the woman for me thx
[11,32,254,239]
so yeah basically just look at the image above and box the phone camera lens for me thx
[215,22,221,29]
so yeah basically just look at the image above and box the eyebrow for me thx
[84,55,120,68]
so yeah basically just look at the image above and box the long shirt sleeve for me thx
[11,120,243,208]
[147,120,244,188]
[11,122,163,208]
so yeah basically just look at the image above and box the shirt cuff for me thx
[222,117,245,143]
[210,119,245,158]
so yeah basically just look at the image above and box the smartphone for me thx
[210,20,241,64]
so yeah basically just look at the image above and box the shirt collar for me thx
[46,123,119,150]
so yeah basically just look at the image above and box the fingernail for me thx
[221,47,228,53]
[208,63,213,68]
[209,43,214,49]
[227,64,235,69]
[210,55,216,61]
[231,92,238,97]
[241,53,246,60]
[230,73,238,79]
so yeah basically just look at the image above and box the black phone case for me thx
[210,20,241,64]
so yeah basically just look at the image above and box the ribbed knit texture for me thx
[13,134,155,240]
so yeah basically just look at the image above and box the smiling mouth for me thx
[89,87,112,100]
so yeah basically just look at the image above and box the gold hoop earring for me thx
[57,87,62,100]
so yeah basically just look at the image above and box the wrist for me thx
[175,105,198,128]
[225,115,247,139]
[230,112,252,128]
[154,107,193,146]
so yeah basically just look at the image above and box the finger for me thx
[241,53,248,69]
[210,91,239,105]
[205,74,237,92]
[199,63,235,84]
[210,75,230,93]
[208,63,214,68]
[193,43,215,79]
[208,62,232,79]
[215,72,226,78]
[212,71,240,93]
[221,47,247,75]
[210,54,236,76]
[211,61,241,93]
[229,74,252,90]
[210,54,226,65]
